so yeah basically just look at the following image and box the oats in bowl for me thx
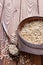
[20,21,43,44]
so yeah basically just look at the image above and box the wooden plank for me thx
[0,23,3,55]
[1,0,20,38]
[20,0,38,21]
[30,54,41,65]
[41,56,43,65]
[39,0,43,16]
[0,0,4,18]
[0,0,4,55]
[0,55,4,65]
[3,57,16,65]
[0,59,3,65]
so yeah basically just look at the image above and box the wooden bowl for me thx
[17,16,43,55]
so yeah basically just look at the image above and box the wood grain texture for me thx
[3,57,16,65]
[0,0,4,18]
[1,0,20,37]
[20,0,38,21]
[0,23,3,55]
[0,0,4,55]
[39,0,43,16]
[30,55,41,65]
